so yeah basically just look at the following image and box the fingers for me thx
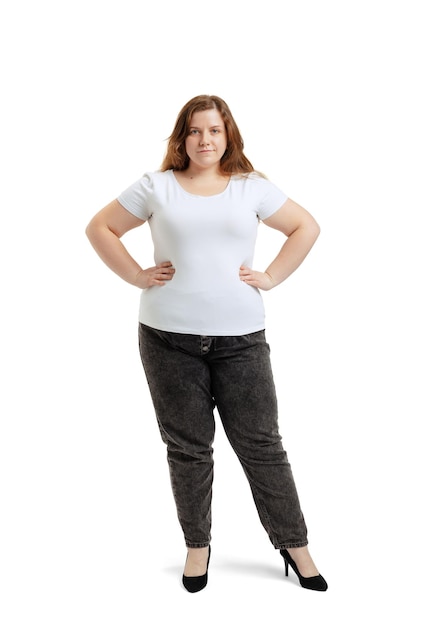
[239,265,258,285]
[136,262,175,288]
[154,262,175,285]
[239,265,251,278]
[157,262,175,275]
[239,266,274,291]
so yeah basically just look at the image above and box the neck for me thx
[183,165,224,180]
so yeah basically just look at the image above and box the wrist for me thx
[264,271,276,288]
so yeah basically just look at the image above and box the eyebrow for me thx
[189,125,223,129]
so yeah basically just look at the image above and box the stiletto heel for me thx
[280,549,328,592]
[182,546,211,593]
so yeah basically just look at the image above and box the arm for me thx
[239,198,320,290]
[85,199,175,288]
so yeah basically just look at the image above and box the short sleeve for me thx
[255,177,288,220]
[117,173,154,221]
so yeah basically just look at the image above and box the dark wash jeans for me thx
[138,323,308,549]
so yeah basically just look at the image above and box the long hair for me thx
[160,95,256,175]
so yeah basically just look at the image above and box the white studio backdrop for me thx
[1,1,447,625]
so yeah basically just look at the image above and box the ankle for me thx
[287,546,319,578]
[184,546,209,577]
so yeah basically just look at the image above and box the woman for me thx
[85,94,327,593]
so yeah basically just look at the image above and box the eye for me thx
[211,128,220,133]
[189,129,199,135]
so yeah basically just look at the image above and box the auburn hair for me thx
[160,95,257,175]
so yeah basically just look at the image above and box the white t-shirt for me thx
[117,169,288,335]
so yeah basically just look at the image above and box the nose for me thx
[199,132,211,145]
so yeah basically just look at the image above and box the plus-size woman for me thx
[86,94,328,593]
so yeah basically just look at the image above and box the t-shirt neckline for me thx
[170,169,232,198]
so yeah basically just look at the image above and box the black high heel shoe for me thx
[280,549,328,592]
[182,546,211,593]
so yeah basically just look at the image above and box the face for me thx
[184,109,227,171]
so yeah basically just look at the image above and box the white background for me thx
[1,1,447,624]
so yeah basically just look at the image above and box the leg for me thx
[138,324,215,547]
[209,331,308,548]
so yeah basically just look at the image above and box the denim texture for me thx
[138,323,308,549]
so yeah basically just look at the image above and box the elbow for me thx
[85,217,102,246]
[85,220,94,243]
[85,213,104,243]
[306,217,320,243]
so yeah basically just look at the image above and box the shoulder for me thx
[231,171,265,183]
[141,169,173,189]
[117,170,173,219]
[232,172,276,188]
[231,172,286,197]
[121,170,174,197]
[230,173,288,220]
